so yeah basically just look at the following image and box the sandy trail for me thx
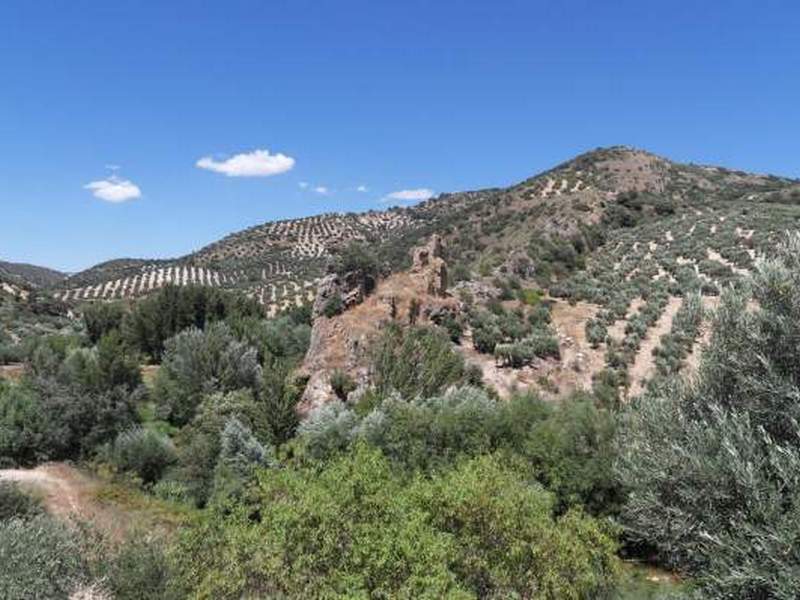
[0,363,24,381]
[683,296,720,377]
[549,299,606,392]
[627,296,683,397]
[0,464,128,538]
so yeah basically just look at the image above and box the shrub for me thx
[518,287,542,306]
[297,402,359,461]
[586,318,608,348]
[0,515,88,599]
[83,301,126,344]
[95,532,173,600]
[332,242,380,279]
[172,445,620,599]
[322,295,344,318]
[329,369,356,401]
[413,454,621,598]
[122,285,262,360]
[616,234,800,597]
[110,426,177,485]
[259,357,302,444]
[211,417,276,503]
[227,314,310,362]
[370,324,473,400]
[153,322,261,426]
[0,378,137,465]
[175,389,272,506]
[0,481,42,520]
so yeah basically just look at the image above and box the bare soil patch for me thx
[628,297,683,397]
[0,464,130,539]
[0,363,24,382]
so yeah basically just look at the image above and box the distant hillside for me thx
[0,260,65,289]
[50,146,800,316]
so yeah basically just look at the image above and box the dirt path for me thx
[627,297,683,397]
[706,248,749,276]
[0,363,24,381]
[0,464,129,538]
[683,296,721,377]
[549,299,606,393]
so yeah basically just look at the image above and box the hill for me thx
[50,146,799,317]
[0,261,65,290]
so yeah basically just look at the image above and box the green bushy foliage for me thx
[586,318,608,348]
[300,387,621,514]
[616,234,800,597]
[332,241,380,279]
[171,444,620,599]
[329,369,356,400]
[0,377,137,465]
[494,329,560,367]
[83,301,127,343]
[0,481,43,520]
[0,515,89,599]
[153,322,261,426]
[259,356,302,444]
[227,314,310,362]
[470,303,556,360]
[122,285,262,360]
[297,401,359,461]
[322,295,344,318]
[174,388,272,506]
[412,454,621,599]
[91,531,173,600]
[370,323,473,400]
[110,426,177,485]
[211,417,276,504]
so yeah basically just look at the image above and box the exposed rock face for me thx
[410,234,448,297]
[311,271,376,319]
[297,234,458,414]
[451,280,502,303]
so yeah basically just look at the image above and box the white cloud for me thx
[298,181,309,189]
[383,188,435,203]
[84,176,141,203]
[196,149,295,177]
[313,186,329,195]
[356,185,368,192]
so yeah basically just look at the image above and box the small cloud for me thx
[84,176,141,203]
[313,186,329,195]
[104,164,121,171]
[356,185,368,193]
[298,181,309,189]
[382,188,435,203]
[196,148,295,177]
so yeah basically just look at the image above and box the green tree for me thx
[616,233,800,597]
[153,322,261,426]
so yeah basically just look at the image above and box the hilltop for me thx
[42,146,798,318]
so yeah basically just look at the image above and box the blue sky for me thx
[1,1,798,272]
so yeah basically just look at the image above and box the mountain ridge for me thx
[31,145,800,314]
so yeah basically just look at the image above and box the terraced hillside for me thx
[53,211,427,316]
[48,146,799,325]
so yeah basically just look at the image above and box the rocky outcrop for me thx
[312,270,376,319]
[410,234,448,297]
[296,234,459,414]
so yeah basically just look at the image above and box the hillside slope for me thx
[49,146,798,320]
[0,260,65,290]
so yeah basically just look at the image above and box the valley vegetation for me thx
[3,148,800,598]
